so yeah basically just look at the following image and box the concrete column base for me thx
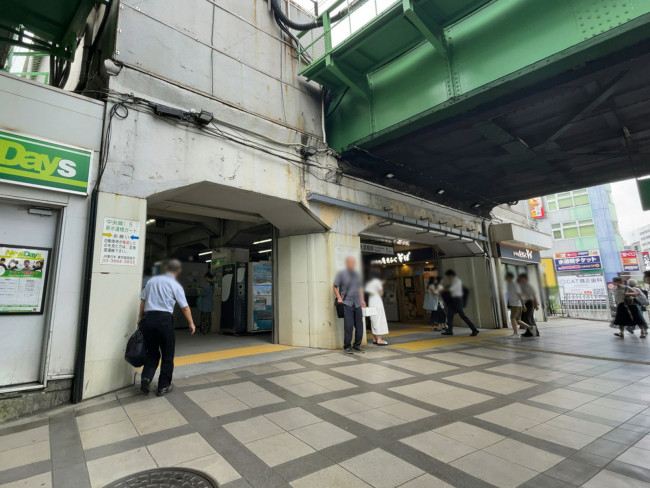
[278,231,366,349]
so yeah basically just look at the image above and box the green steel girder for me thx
[0,0,103,60]
[301,0,650,154]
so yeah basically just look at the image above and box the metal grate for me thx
[103,468,217,488]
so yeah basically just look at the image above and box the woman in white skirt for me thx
[365,269,389,345]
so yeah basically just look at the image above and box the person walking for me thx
[627,279,648,338]
[198,272,215,335]
[138,259,196,396]
[365,268,389,345]
[333,257,366,354]
[518,273,540,337]
[441,270,479,336]
[505,272,533,339]
[611,277,645,339]
[424,276,446,330]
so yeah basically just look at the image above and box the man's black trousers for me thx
[343,304,363,348]
[140,311,175,389]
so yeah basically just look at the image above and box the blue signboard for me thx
[554,250,602,272]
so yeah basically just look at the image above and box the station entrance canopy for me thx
[298,0,650,215]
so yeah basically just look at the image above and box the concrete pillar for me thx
[83,192,147,399]
[277,231,366,349]
[440,256,499,329]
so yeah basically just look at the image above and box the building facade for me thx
[537,185,624,304]
[0,0,551,419]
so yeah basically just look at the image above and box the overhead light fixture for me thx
[428,229,446,236]
[258,249,272,254]
[196,109,213,125]
[471,202,481,208]
[146,219,156,225]
[385,173,395,179]
[436,189,445,195]
[205,259,212,263]
[253,238,272,245]
[198,250,212,256]
[377,221,393,227]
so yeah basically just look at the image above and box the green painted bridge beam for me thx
[300,0,650,154]
[401,0,447,60]
[325,55,368,99]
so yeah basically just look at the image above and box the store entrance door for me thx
[0,200,59,387]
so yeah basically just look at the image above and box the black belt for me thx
[145,311,172,317]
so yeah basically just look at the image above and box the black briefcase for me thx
[125,329,147,367]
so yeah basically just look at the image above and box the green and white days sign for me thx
[0,129,92,195]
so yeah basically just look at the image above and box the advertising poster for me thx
[643,252,650,271]
[557,274,607,300]
[620,251,640,272]
[0,245,50,314]
[554,250,603,272]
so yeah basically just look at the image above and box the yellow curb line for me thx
[173,344,297,367]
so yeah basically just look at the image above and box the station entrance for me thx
[360,221,492,330]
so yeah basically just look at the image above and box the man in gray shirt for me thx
[138,259,195,396]
[333,257,366,353]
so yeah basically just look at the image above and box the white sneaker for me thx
[508,333,520,339]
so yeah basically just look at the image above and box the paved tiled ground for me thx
[1,319,650,488]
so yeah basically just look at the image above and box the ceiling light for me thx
[436,189,445,195]
[385,173,395,179]
[253,238,272,245]
[146,219,156,225]
[471,202,481,208]
[377,221,393,227]
[198,250,212,256]
[196,109,213,125]
[258,249,272,254]
[205,259,211,263]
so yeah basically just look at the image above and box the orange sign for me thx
[528,198,545,219]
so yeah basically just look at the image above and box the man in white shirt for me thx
[517,274,540,337]
[505,272,532,338]
[441,269,479,336]
[138,259,196,396]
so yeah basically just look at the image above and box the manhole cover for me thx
[103,468,217,488]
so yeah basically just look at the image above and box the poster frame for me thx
[0,243,52,315]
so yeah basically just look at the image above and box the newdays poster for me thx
[0,245,50,313]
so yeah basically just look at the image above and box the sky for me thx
[611,179,650,239]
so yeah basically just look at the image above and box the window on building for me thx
[546,189,589,211]
[552,219,596,239]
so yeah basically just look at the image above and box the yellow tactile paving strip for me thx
[173,344,296,366]
[391,329,513,351]
[385,326,432,338]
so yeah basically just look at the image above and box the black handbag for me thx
[335,300,345,318]
[125,328,147,367]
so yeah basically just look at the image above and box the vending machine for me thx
[220,262,247,335]
[248,261,273,332]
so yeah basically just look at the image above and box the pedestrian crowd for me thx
[131,258,650,394]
